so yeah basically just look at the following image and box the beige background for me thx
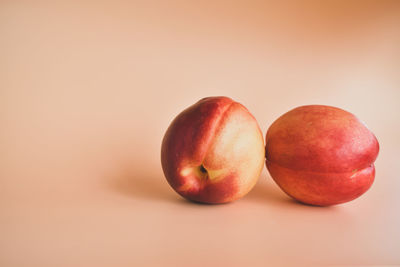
[1,0,400,266]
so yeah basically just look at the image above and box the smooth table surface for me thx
[1,1,400,266]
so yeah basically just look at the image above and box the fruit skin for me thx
[265,105,379,206]
[161,97,265,204]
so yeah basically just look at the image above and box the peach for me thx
[265,105,379,206]
[161,97,264,204]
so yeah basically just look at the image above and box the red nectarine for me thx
[161,97,265,204]
[265,105,379,206]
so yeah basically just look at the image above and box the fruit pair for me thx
[161,97,379,206]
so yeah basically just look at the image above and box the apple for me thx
[161,97,265,204]
[265,105,379,206]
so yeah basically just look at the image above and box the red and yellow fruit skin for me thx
[265,105,379,206]
[161,97,265,204]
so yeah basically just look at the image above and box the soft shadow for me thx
[107,166,240,206]
[246,174,338,210]
[172,197,235,207]
[107,165,335,209]
[107,166,178,202]
[246,177,296,206]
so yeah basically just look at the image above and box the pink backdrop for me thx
[1,1,400,266]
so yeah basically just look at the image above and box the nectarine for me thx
[161,97,265,204]
[265,105,379,206]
